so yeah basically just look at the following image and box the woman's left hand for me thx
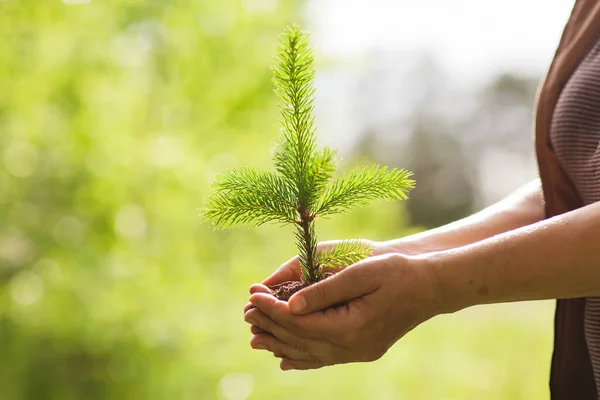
[243,253,441,370]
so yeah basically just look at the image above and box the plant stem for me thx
[298,210,319,283]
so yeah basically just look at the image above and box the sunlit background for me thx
[0,0,574,399]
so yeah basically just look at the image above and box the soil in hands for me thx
[269,272,333,301]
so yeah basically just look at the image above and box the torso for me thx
[550,33,600,395]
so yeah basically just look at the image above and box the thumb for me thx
[288,262,377,315]
[262,257,300,287]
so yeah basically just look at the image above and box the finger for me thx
[244,302,256,313]
[250,284,271,295]
[280,358,324,371]
[250,325,267,335]
[262,256,301,287]
[262,242,341,287]
[288,259,380,315]
[249,293,347,337]
[245,284,272,313]
[251,334,318,362]
[245,306,329,353]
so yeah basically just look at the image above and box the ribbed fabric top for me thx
[550,34,600,395]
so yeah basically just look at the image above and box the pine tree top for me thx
[200,25,414,283]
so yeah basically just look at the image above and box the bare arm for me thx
[244,200,600,370]
[256,179,545,290]
[244,179,600,370]
[430,198,600,313]
[384,179,545,254]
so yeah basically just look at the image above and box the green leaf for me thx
[316,240,372,269]
[200,168,296,229]
[316,166,414,217]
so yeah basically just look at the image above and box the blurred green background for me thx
[0,0,554,399]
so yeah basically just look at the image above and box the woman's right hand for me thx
[244,252,441,370]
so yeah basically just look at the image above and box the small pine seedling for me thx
[200,25,414,284]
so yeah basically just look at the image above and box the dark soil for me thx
[269,272,333,301]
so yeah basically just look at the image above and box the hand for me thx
[243,253,441,370]
[242,238,425,335]
[242,238,386,334]
[257,239,392,289]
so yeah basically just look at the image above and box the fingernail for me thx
[290,296,306,314]
[281,363,292,371]
[254,344,267,350]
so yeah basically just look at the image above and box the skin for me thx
[243,179,600,370]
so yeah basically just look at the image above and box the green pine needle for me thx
[294,219,319,282]
[200,25,415,283]
[271,25,319,210]
[316,166,415,217]
[200,168,296,229]
[317,240,373,270]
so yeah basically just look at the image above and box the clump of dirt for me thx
[268,272,333,301]
[269,280,311,301]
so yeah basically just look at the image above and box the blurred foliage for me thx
[0,0,552,399]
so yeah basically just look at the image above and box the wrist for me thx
[392,253,446,320]
[381,237,435,256]
[420,251,478,315]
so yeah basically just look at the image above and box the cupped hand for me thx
[266,239,391,286]
[243,253,441,370]
[242,239,391,313]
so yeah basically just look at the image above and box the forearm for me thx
[428,200,600,314]
[384,179,544,254]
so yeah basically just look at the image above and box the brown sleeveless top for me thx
[550,34,600,394]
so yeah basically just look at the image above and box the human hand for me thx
[242,239,386,337]
[242,238,423,329]
[256,239,391,290]
[243,253,440,370]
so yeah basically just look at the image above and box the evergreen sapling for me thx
[200,25,414,299]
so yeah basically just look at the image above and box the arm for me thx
[245,197,600,370]
[257,179,545,288]
[384,179,545,254]
[431,197,600,313]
